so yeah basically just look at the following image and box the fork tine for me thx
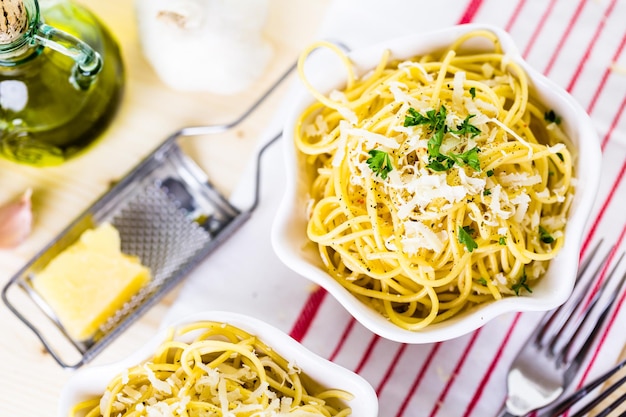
[536,243,613,355]
[547,358,626,417]
[534,240,607,346]
[577,239,606,282]
[560,254,626,363]
[543,258,605,355]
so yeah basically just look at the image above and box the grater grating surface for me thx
[99,182,213,336]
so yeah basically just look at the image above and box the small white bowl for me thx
[58,311,378,417]
[271,24,602,344]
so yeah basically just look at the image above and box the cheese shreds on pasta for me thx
[70,321,353,416]
[295,30,575,331]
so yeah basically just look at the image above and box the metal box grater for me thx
[1,63,293,368]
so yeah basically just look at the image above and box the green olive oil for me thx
[0,0,124,166]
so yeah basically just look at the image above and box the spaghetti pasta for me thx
[295,30,575,331]
[70,321,353,417]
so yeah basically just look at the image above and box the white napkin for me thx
[166,0,626,415]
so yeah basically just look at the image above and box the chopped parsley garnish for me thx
[404,106,447,131]
[448,147,481,171]
[477,277,487,286]
[458,226,478,252]
[404,106,481,172]
[405,106,449,159]
[469,87,476,99]
[544,109,562,124]
[483,188,492,196]
[499,236,507,245]
[366,149,394,179]
[539,226,555,244]
[512,269,532,296]
[427,155,455,171]
[556,152,564,161]
[486,169,494,177]
[451,114,481,138]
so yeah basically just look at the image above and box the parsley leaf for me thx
[404,106,447,130]
[366,149,394,179]
[499,236,506,245]
[512,269,532,296]
[538,226,555,244]
[458,225,478,252]
[405,106,482,172]
[483,188,492,196]
[544,109,562,125]
[451,114,481,138]
[477,277,487,286]
[427,154,455,171]
[404,106,448,157]
[469,87,476,99]
[404,107,430,127]
[486,169,494,177]
[448,147,481,171]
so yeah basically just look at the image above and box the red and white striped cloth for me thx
[166,1,626,415]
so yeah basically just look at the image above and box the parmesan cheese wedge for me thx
[33,223,151,341]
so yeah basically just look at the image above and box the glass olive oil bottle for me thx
[0,0,123,166]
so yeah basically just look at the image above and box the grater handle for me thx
[173,40,351,138]
[1,277,85,368]
[176,60,298,137]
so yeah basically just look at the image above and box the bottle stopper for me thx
[0,0,28,45]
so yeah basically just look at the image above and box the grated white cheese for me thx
[389,81,421,107]
[338,106,358,125]
[474,98,498,115]
[287,358,301,374]
[398,60,434,82]
[487,184,513,220]
[541,215,567,230]
[495,273,507,285]
[304,114,329,137]
[331,121,349,167]
[452,71,466,109]
[457,167,487,195]
[548,143,566,154]
[393,171,470,219]
[401,220,448,253]
[531,262,546,279]
[345,126,400,150]
[511,192,531,223]
[497,172,542,188]
[481,62,494,78]
[329,89,348,103]
[144,364,172,395]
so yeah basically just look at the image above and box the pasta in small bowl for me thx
[271,24,601,343]
[59,311,377,416]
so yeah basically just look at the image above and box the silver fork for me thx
[544,357,626,417]
[498,242,626,417]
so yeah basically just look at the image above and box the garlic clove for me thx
[0,188,33,248]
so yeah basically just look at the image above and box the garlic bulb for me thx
[134,0,273,95]
[0,188,33,248]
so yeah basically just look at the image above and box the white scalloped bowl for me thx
[58,311,378,416]
[271,24,602,344]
